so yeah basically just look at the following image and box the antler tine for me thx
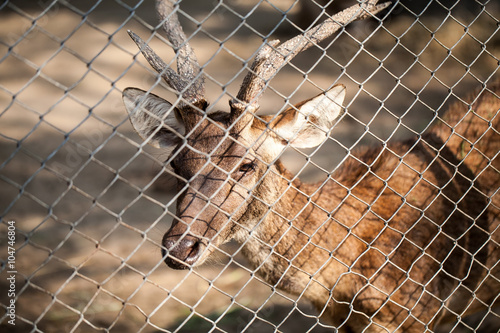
[127,0,205,109]
[230,0,391,117]
[127,30,189,95]
[156,0,205,104]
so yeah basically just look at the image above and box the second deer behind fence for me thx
[122,0,500,331]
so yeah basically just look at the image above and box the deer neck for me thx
[238,159,347,295]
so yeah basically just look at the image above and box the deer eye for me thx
[238,161,256,174]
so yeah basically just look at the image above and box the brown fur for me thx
[164,82,500,332]
[241,82,500,331]
[132,80,499,331]
[122,3,499,330]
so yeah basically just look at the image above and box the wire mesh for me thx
[1,0,499,332]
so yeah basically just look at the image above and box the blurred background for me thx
[1,0,499,332]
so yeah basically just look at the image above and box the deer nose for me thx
[162,235,203,270]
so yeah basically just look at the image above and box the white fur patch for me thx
[274,85,346,148]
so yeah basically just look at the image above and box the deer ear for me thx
[122,88,184,148]
[271,84,346,148]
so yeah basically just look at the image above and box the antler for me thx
[230,0,391,118]
[128,0,205,109]
[127,0,389,128]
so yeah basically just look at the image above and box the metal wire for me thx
[1,0,499,332]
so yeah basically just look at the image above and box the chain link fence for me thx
[1,0,499,332]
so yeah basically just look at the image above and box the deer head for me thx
[123,0,389,269]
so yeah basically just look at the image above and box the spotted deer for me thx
[122,0,500,331]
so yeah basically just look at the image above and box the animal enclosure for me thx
[1,0,499,332]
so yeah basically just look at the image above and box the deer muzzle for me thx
[161,176,234,269]
[162,233,207,269]
[161,213,219,270]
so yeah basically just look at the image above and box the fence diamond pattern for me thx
[1,0,499,332]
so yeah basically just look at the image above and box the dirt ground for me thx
[0,0,499,332]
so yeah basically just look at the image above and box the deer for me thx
[122,0,500,331]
